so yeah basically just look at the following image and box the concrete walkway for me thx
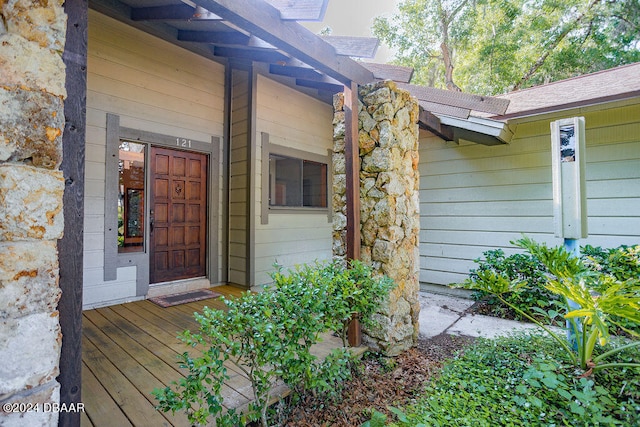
[418,291,545,339]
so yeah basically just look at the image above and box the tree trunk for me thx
[440,41,461,92]
[438,0,462,92]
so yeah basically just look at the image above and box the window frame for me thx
[260,132,332,224]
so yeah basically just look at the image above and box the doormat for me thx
[148,289,221,308]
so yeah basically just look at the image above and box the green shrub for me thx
[583,244,640,283]
[464,249,562,323]
[153,260,395,426]
[582,245,640,337]
[392,333,640,427]
[456,236,640,375]
[461,243,640,332]
[314,260,396,346]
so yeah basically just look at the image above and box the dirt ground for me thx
[282,334,477,427]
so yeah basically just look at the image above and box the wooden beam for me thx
[269,63,322,80]
[344,82,360,261]
[247,35,278,49]
[321,36,379,58]
[191,0,375,85]
[296,78,343,93]
[131,4,193,20]
[253,61,330,103]
[90,0,219,62]
[419,110,454,141]
[131,4,222,21]
[315,90,338,104]
[177,30,250,44]
[266,0,328,21]
[397,82,510,115]
[212,45,289,63]
[59,1,87,426]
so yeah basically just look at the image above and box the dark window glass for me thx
[269,154,327,208]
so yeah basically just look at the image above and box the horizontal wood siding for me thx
[228,68,250,285]
[254,75,334,285]
[419,103,640,286]
[83,10,225,306]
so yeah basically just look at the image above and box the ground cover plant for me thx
[386,332,640,427]
[153,260,394,427]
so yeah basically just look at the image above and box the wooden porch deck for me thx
[80,285,353,427]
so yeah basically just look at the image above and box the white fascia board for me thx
[437,114,513,145]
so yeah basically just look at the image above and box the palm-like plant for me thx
[458,236,640,375]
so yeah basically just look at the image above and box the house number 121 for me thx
[176,138,192,148]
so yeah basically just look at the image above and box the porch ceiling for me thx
[89,0,511,143]
[89,0,394,103]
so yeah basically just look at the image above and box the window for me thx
[118,141,146,253]
[269,154,327,208]
[260,133,332,225]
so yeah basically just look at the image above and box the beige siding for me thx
[254,75,334,285]
[83,10,225,307]
[419,102,640,286]
[228,68,250,285]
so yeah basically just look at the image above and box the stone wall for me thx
[0,1,67,425]
[333,81,421,356]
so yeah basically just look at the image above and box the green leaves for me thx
[373,0,640,94]
[153,344,232,426]
[460,268,527,295]
[516,237,640,358]
[154,261,395,426]
[460,236,640,375]
[455,244,558,323]
[396,332,639,426]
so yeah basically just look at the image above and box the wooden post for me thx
[344,81,362,347]
[59,1,87,426]
[347,316,362,347]
[343,81,361,263]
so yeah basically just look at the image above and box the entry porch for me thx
[80,285,355,426]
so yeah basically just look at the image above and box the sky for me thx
[301,0,403,63]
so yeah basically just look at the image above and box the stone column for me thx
[0,1,67,425]
[333,81,420,356]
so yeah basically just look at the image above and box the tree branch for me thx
[450,0,471,23]
[512,0,602,91]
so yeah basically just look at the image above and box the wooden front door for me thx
[150,147,207,283]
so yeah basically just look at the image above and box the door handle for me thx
[150,209,154,233]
